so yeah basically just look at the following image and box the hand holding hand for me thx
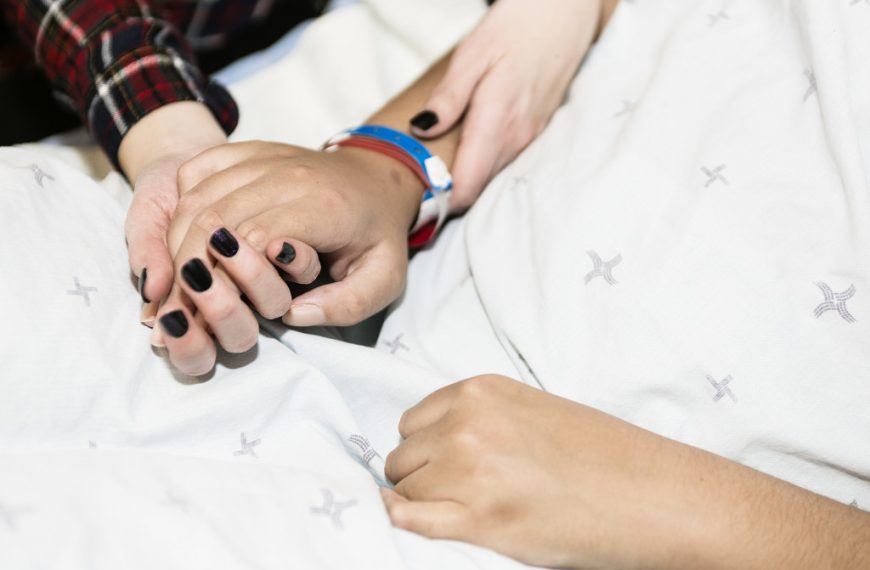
[153,141,424,375]
[120,102,228,309]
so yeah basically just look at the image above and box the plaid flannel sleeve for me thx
[1,0,238,170]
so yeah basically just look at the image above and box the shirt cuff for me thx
[85,45,239,171]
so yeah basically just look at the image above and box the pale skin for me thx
[383,375,870,570]
[114,1,870,566]
[120,0,616,375]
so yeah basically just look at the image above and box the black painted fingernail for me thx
[160,310,189,338]
[181,258,213,293]
[276,242,296,265]
[210,228,239,258]
[138,267,150,303]
[410,110,439,131]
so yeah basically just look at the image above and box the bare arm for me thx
[384,375,870,570]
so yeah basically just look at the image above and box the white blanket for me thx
[2,0,869,568]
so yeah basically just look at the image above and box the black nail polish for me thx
[276,242,296,265]
[181,258,213,293]
[160,310,189,338]
[138,267,150,303]
[210,228,239,258]
[410,110,439,131]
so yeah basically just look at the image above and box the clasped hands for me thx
[121,103,424,376]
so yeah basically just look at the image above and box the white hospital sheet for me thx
[2,0,869,568]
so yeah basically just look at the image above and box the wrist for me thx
[335,146,425,231]
[119,102,227,183]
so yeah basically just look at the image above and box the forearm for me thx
[639,440,870,570]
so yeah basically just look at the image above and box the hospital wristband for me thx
[323,125,453,247]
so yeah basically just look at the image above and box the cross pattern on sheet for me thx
[66,277,98,307]
[708,10,729,27]
[0,502,34,531]
[850,500,860,508]
[348,434,382,466]
[23,163,54,187]
[233,432,261,458]
[88,440,98,449]
[310,489,356,529]
[584,251,622,286]
[813,282,857,323]
[613,99,635,118]
[164,489,192,514]
[803,69,818,101]
[707,375,738,403]
[382,333,409,355]
[701,165,729,187]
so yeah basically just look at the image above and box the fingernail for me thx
[276,242,296,265]
[140,301,157,328]
[138,267,150,303]
[410,110,438,131]
[159,310,189,338]
[287,304,324,327]
[150,323,166,347]
[210,228,239,258]
[181,258,213,293]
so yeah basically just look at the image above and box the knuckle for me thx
[176,161,201,192]
[207,296,238,323]
[237,221,270,252]
[192,209,224,235]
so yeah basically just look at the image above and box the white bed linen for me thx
[2,0,869,568]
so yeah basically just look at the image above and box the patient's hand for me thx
[153,141,423,376]
[410,0,604,210]
[383,375,870,570]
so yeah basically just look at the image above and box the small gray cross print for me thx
[814,282,857,323]
[585,251,622,286]
[708,10,729,27]
[849,500,859,508]
[701,165,729,187]
[348,434,382,466]
[382,333,409,355]
[88,440,98,449]
[707,375,737,403]
[233,432,261,458]
[613,99,635,118]
[66,277,98,307]
[803,69,817,101]
[0,502,33,531]
[310,489,356,529]
[164,489,192,514]
[26,164,54,187]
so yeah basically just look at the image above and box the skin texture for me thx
[383,375,870,570]
[412,0,605,210]
[141,0,618,375]
[147,52,462,375]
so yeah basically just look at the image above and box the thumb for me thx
[125,193,175,305]
[410,49,489,139]
[282,246,406,327]
[381,489,469,541]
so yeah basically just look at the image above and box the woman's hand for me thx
[119,102,229,314]
[383,375,870,570]
[152,141,424,376]
[410,0,606,210]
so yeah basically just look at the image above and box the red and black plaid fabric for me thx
[0,1,321,169]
